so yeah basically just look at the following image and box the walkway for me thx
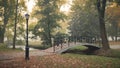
[0,42,80,61]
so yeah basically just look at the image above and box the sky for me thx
[26,0,72,13]
[26,0,36,13]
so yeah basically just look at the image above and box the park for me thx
[0,0,120,68]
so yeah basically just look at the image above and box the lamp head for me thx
[25,13,30,19]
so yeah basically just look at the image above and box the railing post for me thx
[61,43,62,49]
[68,38,70,47]
[51,38,55,52]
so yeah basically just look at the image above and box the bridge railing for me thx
[52,36,102,52]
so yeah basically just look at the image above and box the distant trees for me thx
[70,0,100,38]
[106,6,120,41]
[70,0,111,50]
[109,0,120,5]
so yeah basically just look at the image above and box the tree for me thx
[0,0,16,43]
[34,0,65,46]
[0,0,26,45]
[97,0,110,50]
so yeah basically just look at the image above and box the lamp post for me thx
[25,13,30,60]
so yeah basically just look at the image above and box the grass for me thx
[63,45,89,54]
[69,45,88,50]
[29,41,51,50]
[29,45,51,50]
[0,43,23,52]
[63,45,88,54]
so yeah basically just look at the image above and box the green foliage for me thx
[0,0,16,43]
[53,32,68,43]
[0,43,7,49]
[16,40,25,45]
[34,0,65,46]
[0,0,26,43]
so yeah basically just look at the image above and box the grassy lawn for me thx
[0,43,23,53]
[29,41,51,50]
[29,45,51,50]
[69,45,88,50]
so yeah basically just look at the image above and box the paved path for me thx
[0,50,54,61]
[0,42,79,61]
[110,45,120,49]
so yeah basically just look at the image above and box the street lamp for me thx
[25,13,30,60]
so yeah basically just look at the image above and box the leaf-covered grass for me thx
[0,54,120,68]
[62,53,120,68]
[65,45,120,58]
[95,49,120,58]
[0,44,120,68]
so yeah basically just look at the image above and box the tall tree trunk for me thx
[13,0,18,49]
[97,0,110,50]
[0,0,8,43]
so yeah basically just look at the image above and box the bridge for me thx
[44,42,101,54]
[42,36,101,54]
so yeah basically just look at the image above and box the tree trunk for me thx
[97,0,110,50]
[0,26,5,43]
[99,16,110,49]
[0,0,9,43]
[13,0,18,49]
